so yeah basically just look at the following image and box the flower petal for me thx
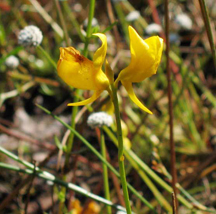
[116,27,163,83]
[144,36,163,74]
[67,90,102,106]
[128,26,150,60]
[93,33,107,70]
[122,81,152,114]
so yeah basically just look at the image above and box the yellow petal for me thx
[116,26,163,83]
[128,26,149,60]
[122,81,152,114]
[93,33,107,70]
[67,90,102,106]
[144,36,163,76]
[57,47,109,91]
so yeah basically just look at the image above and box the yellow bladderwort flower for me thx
[57,33,110,106]
[115,26,163,114]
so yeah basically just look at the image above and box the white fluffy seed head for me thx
[5,55,19,68]
[145,23,162,35]
[87,112,113,128]
[175,13,192,30]
[126,11,140,22]
[18,25,43,47]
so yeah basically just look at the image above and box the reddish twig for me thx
[147,0,161,25]
[172,192,177,214]
[0,118,15,127]
[165,0,178,212]
[0,124,55,150]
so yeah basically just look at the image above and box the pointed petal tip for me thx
[67,91,101,107]
[122,81,153,114]
[93,33,107,70]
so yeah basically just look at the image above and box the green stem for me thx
[37,45,57,69]
[83,0,95,57]
[100,128,112,214]
[111,84,132,214]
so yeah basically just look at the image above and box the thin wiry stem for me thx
[165,0,178,212]
[54,0,70,46]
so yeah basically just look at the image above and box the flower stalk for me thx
[111,83,132,214]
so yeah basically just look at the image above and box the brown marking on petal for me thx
[63,47,85,63]
[75,53,84,63]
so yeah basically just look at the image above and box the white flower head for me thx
[84,17,98,27]
[87,112,113,128]
[5,56,19,68]
[126,11,140,22]
[18,25,43,47]
[175,13,192,30]
[145,23,162,35]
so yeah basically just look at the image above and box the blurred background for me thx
[0,0,216,213]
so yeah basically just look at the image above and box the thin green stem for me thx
[100,128,112,214]
[83,0,95,57]
[110,84,132,214]
[37,45,57,69]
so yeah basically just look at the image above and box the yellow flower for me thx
[115,26,163,114]
[57,33,110,106]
